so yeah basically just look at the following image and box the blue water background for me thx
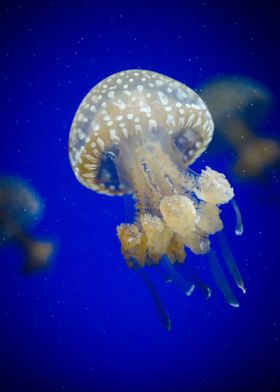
[0,1,280,391]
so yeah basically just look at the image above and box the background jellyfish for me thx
[200,76,280,178]
[0,176,54,273]
[69,70,245,325]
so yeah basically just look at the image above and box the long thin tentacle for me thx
[133,263,171,331]
[217,231,246,294]
[208,250,240,307]
[231,198,244,236]
[160,257,195,296]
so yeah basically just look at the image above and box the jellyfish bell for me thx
[69,70,245,310]
[0,176,54,273]
[200,76,280,178]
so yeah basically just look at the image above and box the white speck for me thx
[176,88,188,100]
[90,105,96,112]
[176,102,182,108]
[108,91,115,99]
[140,106,151,113]
[164,106,172,112]
[127,113,134,120]
[93,123,100,131]
[158,91,169,105]
[122,128,129,137]
[148,119,157,131]
[103,113,110,121]
[137,85,144,92]
[116,115,123,121]
[113,100,127,110]
[77,129,86,140]
[109,129,120,142]
[166,114,175,127]
[155,80,163,87]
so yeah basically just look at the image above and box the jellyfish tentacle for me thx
[208,250,240,307]
[160,257,195,296]
[217,231,246,294]
[187,273,212,300]
[132,262,171,331]
[231,199,244,236]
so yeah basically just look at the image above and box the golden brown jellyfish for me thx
[69,70,245,315]
[200,76,280,178]
[0,176,54,273]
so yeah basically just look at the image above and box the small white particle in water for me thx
[127,113,134,120]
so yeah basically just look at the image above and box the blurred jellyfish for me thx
[0,176,54,273]
[200,76,280,178]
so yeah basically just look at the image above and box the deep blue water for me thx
[1,1,280,391]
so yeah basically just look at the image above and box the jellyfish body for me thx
[69,70,245,322]
[0,176,54,273]
[200,76,280,178]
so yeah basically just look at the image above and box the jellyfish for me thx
[0,176,54,273]
[200,76,280,178]
[69,70,245,323]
